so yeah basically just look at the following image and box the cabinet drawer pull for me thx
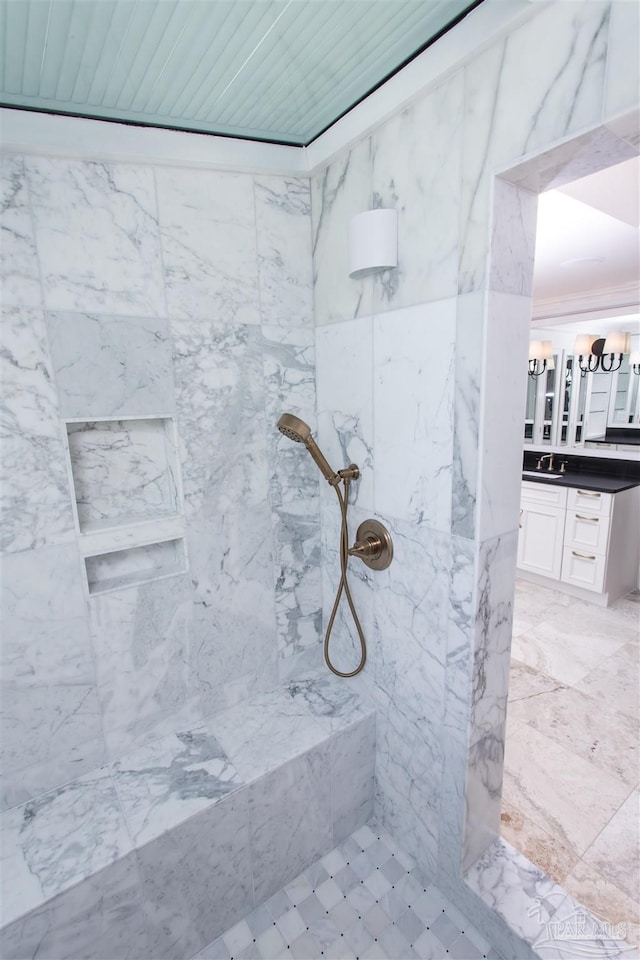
[572,550,596,561]
[577,490,601,498]
[519,509,523,529]
[575,514,599,522]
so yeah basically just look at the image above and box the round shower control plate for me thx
[351,519,394,570]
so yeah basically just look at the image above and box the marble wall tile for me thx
[311,136,374,326]
[373,689,441,883]
[476,293,531,542]
[138,790,253,960]
[0,852,149,960]
[0,543,103,787]
[443,535,474,742]
[504,124,636,195]
[488,180,538,298]
[1,542,93,687]
[271,512,322,672]
[605,106,640,151]
[248,745,333,904]
[371,73,463,312]
[262,324,318,513]
[187,507,279,719]
[46,311,174,419]
[463,723,505,873]
[605,0,640,121]
[88,575,198,758]
[371,517,448,721]
[261,323,322,670]
[254,176,313,329]
[156,167,258,325]
[319,498,376,684]
[0,153,41,309]
[1,307,75,553]
[1,767,132,928]
[172,317,268,517]
[470,531,518,749]
[437,726,469,884]
[373,300,456,531]
[330,715,376,844]
[112,727,243,847]
[316,316,374,511]
[459,1,609,293]
[451,294,483,540]
[26,157,164,316]
[67,417,179,530]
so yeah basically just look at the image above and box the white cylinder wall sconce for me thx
[349,209,398,278]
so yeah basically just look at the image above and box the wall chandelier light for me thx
[573,331,631,376]
[630,350,640,376]
[528,340,553,378]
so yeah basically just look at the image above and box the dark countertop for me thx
[522,451,640,493]
[522,470,640,494]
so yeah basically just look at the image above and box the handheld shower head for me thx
[277,413,338,484]
[277,413,311,444]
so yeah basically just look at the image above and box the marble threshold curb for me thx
[1,672,376,960]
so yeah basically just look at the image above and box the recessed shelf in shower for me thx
[64,416,187,595]
[65,417,180,532]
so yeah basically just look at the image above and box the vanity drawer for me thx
[521,481,568,508]
[564,510,611,555]
[566,487,612,517]
[561,546,606,593]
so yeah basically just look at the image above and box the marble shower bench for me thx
[0,674,376,960]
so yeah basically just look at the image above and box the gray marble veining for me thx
[26,157,165,317]
[46,310,174,419]
[0,153,42,308]
[1,307,75,553]
[113,728,243,846]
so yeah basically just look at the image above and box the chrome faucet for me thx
[536,453,555,471]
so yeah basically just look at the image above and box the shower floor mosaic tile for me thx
[194,821,502,960]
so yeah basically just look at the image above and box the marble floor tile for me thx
[112,727,244,846]
[507,659,567,703]
[563,858,640,953]
[582,789,640,903]
[500,799,577,885]
[502,723,631,860]
[196,818,498,960]
[575,642,639,723]
[510,615,628,686]
[507,685,639,788]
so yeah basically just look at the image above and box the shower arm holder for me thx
[348,519,394,571]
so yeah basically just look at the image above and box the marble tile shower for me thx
[0,151,320,811]
[1,0,639,957]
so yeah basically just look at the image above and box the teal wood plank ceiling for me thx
[0,0,480,146]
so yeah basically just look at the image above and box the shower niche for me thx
[64,416,187,595]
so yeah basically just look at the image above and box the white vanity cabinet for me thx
[518,480,640,605]
[561,489,612,593]
[518,482,567,579]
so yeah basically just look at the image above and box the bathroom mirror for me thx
[608,356,640,425]
[523,352,561,445]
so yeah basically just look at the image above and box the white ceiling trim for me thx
[532,282,640,322]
